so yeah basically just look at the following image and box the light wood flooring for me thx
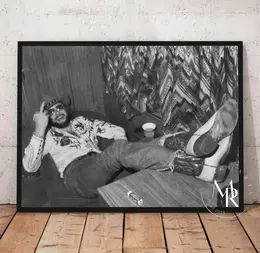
[0,205,259,252]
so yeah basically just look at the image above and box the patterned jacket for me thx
[23,116,127,178]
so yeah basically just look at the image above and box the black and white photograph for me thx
[18,42,243,211]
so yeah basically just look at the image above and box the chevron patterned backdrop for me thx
[101,46,238,134]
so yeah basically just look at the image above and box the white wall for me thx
[0,0,259,204]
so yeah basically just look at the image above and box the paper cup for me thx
[142,122,156,138]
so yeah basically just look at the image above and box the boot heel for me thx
[213,165,229,183]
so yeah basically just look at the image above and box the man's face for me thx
[48,103,69,128]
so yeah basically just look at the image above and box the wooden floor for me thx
[0,205,259,253]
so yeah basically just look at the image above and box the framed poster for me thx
[17,41,243,212]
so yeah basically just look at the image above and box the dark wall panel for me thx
[22,46,105,127]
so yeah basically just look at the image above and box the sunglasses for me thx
[48,104,65,116]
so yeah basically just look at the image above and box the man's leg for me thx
[94,139,176,172]
[65,139,227,200]
[65,140,177,199]
[90,139,227,183]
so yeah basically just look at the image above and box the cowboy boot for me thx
[170,151,204,176]
[165,132,233,183]
[162,131,219,158]
[186,98,238,157]
[167,151,229,183]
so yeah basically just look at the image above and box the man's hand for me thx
[33,102,49,137]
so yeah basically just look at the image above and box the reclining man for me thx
[23,95,238,204]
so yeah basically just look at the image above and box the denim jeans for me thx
[64,139,175,199]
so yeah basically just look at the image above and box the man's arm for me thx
[23,102,50,173]
[23,135,46,172]
[93,119,127,140]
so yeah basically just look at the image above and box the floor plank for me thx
[237,205,260,252]
[0,205,16,238]
[36,213,86,253]
[163,213,211,253]
[80,213,123,253]
[124,249,166,253]
[124,213,166,252]
[0,212,50,253]
[200,212,256,253]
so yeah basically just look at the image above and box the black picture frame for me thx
[17,41,243,212]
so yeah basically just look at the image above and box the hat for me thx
[43,95,71,111]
